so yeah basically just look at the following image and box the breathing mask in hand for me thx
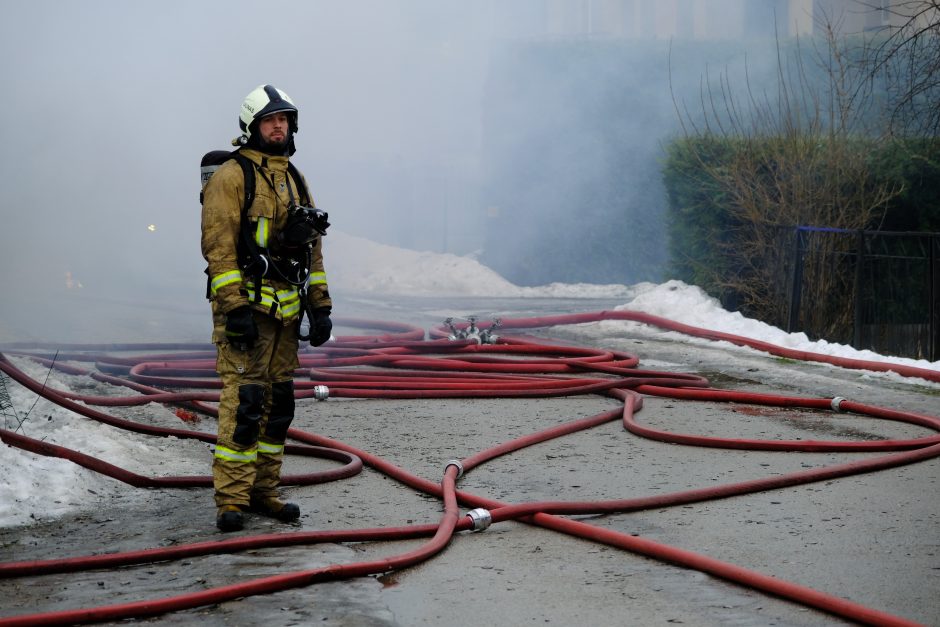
[277,203,330,250]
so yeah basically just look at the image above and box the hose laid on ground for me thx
[0,312,937,626]
[466,310,940,383]
[0,355,363,488]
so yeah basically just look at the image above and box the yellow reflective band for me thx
[309,272,327,285]
[243,283,279,310]
[211,270,243,295]
[243,282,302,318]
[255,217,270,247]
[214,445,257,463]
[278,289,300,317]
[258,441,285,455]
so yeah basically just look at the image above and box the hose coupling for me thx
[479,317,502,344]
[442,316,501,344]
[444,459,464,478]
[466,508,492,531]
[313,385,330,401]
[830,396,847,411]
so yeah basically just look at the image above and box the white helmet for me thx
[236,84,299,143]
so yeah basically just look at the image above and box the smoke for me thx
[0,0,784,342]
[0,1,491,340]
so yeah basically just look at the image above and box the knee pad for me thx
[233,383,265,446]
[265,380,295,442]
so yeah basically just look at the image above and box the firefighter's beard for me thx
[260,134,289,155]
[249,131,292,156]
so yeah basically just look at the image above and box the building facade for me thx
[495,0,924,41]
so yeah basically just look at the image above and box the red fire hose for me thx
[0,312,937,626]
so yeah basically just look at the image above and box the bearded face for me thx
[255,112,291,153]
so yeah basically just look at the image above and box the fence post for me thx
[931,235,938,362]
[787,228,804,333]
[853,230,865,350]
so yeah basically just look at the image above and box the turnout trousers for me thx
[212,311,300,508]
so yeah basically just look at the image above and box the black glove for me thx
[225,306,258,350]
[309,307,332,347]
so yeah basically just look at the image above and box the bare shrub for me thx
[668,27,901,337]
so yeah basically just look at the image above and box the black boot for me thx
[249,496,300,522]
[216,505,245,532]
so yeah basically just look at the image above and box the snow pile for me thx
[0,360,209,528]
[611,280,940,373]
[326,231,634,299]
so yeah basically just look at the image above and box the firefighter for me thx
[201,84,333,532]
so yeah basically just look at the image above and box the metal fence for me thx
[786,227,940,362]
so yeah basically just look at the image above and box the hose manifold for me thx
[830,396,847,412]
[443,316,502,344]
[445,459,464,478]
[313,385,330,401]
[466,508,492,531]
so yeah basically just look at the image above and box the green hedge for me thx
[662,135,940,311]
[870,140,940,232]
[661,136,743,298]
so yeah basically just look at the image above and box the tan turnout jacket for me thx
[201,148,330,338]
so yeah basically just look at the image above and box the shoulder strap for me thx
[229,151,266,306]
[201,149,269,305]
[230,151,256,212]
[287,161,312,206]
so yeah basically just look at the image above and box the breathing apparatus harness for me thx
[201,149,330,341]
